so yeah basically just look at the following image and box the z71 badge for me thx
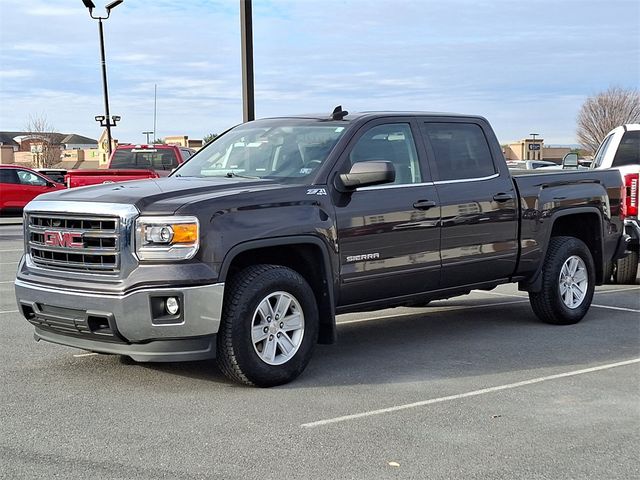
[306,188,327,196]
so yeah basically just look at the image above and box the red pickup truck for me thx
[65,144,195,188]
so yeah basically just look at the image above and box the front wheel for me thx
[529,236,595,325]
[216,265,319,387]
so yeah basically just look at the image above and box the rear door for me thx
[333,119,441,306]
[420,118,519,287]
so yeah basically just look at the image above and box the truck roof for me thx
[258,111,485,122]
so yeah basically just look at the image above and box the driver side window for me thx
[348,123,422,185]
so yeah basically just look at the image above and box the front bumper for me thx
[15,278,224,362]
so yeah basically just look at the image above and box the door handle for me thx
[413,200,437,210]
[492,193,514,203]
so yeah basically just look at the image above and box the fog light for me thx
[165,297,179,315]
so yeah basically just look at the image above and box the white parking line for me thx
[592,304,640,313]
[301,358,640,428]
[596,286,640,294]
[0,280,14,284]
[338,300,528,326]
[73,352,99,358]
[0,310,18,314]
[0,249,23,253]
[472,289,640,314]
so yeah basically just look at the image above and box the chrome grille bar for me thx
[28,213,121,273]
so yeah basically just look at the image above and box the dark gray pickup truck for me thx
[15,109,629,386]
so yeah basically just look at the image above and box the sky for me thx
[0,0,638,146]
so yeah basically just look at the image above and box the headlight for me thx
[135,216,199,260]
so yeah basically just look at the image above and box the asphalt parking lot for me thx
[1,221,638,480]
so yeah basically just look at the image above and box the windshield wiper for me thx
[225,171,261,179]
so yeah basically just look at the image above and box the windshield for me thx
[110,149,178,170]
[173,119,348,182]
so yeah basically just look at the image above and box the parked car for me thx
[35,168,67,184]
[64,144,196,188]
[506,160,557,170]
[0,165,65,216]
[15,109,628,386]
[589,124,639,283]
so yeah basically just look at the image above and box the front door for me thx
[332,120,441,307]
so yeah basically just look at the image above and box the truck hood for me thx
[34,176,289,214]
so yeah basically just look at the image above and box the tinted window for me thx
[110,149,178,170]
[180,149,193,160]
[348,123,422,184]
[592,134,614,168]
[0,169,19,184]
[17,170,47,186]
[423,123,496,181]
[612,131,640,167]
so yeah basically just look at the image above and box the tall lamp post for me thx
[82,0,123,158]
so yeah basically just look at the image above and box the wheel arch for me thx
[521,207,606,291]
[219,236,337,344]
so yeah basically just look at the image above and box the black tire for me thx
[216,264,319,387]
[613,250,639,285]
[529,236,595,325]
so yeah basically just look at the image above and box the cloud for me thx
[13,43,65,55]
[25,5,78,16]
[0,69,34,79]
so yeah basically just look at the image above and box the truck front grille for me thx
[28,213,121,273]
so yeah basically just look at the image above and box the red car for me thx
[0,165,66,216]
[64,144,195,188]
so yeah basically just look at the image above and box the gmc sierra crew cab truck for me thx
[15,109,628,386]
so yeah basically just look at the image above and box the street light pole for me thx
[97,17,114,156]
[82,0,123,158]
[240,0,255,122]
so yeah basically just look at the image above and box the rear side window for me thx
[110,149,178,170]
[612,131,640,167]
[0,168,19,184]
[180,149,193,160]
[423,123,496,181]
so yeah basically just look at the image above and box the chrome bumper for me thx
[15,278,224,362]
[624,218,640,242]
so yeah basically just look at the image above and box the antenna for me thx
[331,105,348,120]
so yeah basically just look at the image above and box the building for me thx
[503,138,546,161]
[164,135,203,149]
[0,131,99,166]
[503,137,574,163]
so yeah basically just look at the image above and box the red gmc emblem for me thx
[43,231,84,249]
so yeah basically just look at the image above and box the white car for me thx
[590,124,639,283]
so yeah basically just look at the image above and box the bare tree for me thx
[577,86,640,153]
[24,114,61,168]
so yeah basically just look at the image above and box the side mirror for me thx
[562,153,579,169]
[336,161,395,191]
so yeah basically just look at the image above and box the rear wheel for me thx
[613,250,639,285]
[216,265,318,387]
[529,236,595,325]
